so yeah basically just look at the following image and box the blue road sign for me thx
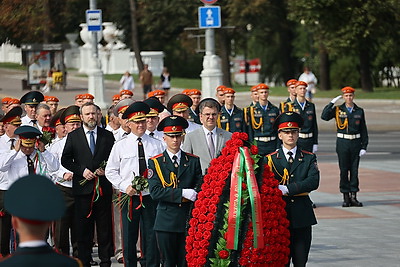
[198,6,221,29]
[86,10,102,31]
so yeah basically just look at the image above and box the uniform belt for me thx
[255,136,276,142]
[299,133,313,138]
[337,133,361,140]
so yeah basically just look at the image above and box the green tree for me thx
[288,0,400,92]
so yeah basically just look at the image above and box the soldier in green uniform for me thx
[148,116,202,267]
[279,79,297,113]
[0,174,81,267]
[244,83,280,156]
[217,87,246,133]
[321,86,368,207]
[187,89,202,125]
[292,81,318,153]
[266,112,320,267]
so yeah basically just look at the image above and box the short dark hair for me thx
[198,99,220,114]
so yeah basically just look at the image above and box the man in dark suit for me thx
[182,98,232,174]
[62,102,115,267]
[266,112,320,267]
[148,116,202,267]
[0,174,81,266]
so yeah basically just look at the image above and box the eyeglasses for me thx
[201,113,218,117]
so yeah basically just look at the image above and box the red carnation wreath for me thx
[186,132,290,266]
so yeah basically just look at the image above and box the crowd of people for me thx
[0,78,368,266]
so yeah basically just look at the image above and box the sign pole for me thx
[87,0,107,109]
[199,2,222,99]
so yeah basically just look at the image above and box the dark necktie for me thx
[149,132,155,137]
[137,137,146,176]
[31,120,38,128]
[172,155,179,169]
[287,151,294,165]
[27,155,35,174]
[89,131,95,155]
[10,138,15,150]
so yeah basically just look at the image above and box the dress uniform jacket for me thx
[0,245,81,267]
[293,99,318,152]
[266,148,320,229]
[148,150,202,232]
[188,108,201,125]
[279,97,295,113]
[321,102,368,149]
[244,101,279,155]
[218,105,246,133]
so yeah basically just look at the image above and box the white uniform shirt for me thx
[145,129,164,142]
[105,133,164,195]
[48,137,73,188]
[105,124,121,140]
[186,121,201,134]
[0,134,18,190]
[21,115,36,126]
[0,149,59,189]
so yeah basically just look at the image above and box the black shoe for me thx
[117,257,124,264]
[90,260,99,266]
[312,202,316,208]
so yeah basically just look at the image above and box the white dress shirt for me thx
[0,134,18,189]
[282,146,298,162]
[48,137,73,188]
[105,133,164,195]
[0,149,59,189]
[202,126,217,150]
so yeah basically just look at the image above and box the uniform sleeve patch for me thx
[147,169,154,179]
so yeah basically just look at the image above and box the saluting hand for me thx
[14,139,21,152]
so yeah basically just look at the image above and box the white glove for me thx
[331,95,342,104]
[182,189,198,202]
[312,144,318,153]
[278,185,289,195]
[359,149,366,157]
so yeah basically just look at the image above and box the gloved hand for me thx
[331,95,342,104]
[278,185,289,195]
[182,189,198,202]
[359,149,367,157]
[312,144,318,153]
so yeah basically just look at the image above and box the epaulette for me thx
[185,153,199,158]
[266,150,278,157]
[301,150,314,155]
[150,153,163,160]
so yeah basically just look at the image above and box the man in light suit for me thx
[182,98,232,174]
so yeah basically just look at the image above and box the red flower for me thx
[218,250,230,259]
[250,145,258,155]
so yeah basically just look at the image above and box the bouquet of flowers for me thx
[40,126,56,145]
[79,160,107,186]
[114,170,149,221]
